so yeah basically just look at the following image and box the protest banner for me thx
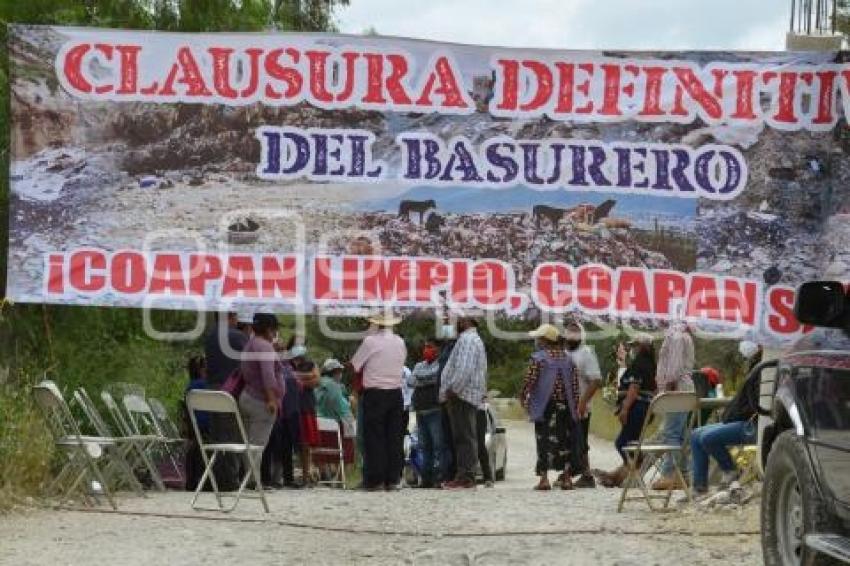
[7,25,850,343]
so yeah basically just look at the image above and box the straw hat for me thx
[368,312,403,327]
[529,323,560,342]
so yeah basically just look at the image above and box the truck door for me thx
[801,365,850,508]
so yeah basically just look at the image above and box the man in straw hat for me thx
[350,311,407,491]
[439,317,488,489]
[520,323,582,490]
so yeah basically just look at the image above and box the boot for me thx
[651,475,687,491]
[595,465,627,488]
[560,467,574,491]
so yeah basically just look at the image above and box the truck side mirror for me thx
[794,281,847,328]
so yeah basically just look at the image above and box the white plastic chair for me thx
[618,392,698,512]
[185,390,269,513]
[313,417,347,489]
[73,388,165,491]
[123,394,185,483]
[32,381,138,509]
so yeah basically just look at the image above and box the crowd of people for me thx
[593,326,766,498]
[188,311,492,492]
[185,310,765,498]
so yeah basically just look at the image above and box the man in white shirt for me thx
[350,313,407,491]
[563,321,602,488]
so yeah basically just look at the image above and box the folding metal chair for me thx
[73,388,165,491]
[101,391,172,487]
[148,398,183,441]
[185,390,269,513]
[313,417,347,489]
[32,381,139,509]
[618,392,698,512]
[123,394,185,484]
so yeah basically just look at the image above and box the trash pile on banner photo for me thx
[697,205,828,285]
[329,212,674,287]
[9,147,120,203]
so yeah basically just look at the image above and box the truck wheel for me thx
[762,430,839,566]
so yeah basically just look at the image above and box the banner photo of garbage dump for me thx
[6,25,850,344]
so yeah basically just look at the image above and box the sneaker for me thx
[574,474,596,489]
[720,470,740,487]
[484,480,495,488]
[691,486,710,502]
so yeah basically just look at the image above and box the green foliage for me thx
[0,0,349,504]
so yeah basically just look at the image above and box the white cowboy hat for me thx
[529,323,560,342]
[322,358,344,373]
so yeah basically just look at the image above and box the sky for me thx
[337,0,790,51]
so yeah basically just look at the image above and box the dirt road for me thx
[0,421,761,565]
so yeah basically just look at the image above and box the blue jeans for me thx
[691,420,755,489]
[659,411,690,476]
[416,409,445,486]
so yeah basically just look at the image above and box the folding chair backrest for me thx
[148,398,181,439]
[32,381,84,440]
[649,392,698,417]
[316,417,340,434]
[73,388,114,437]
[186,390,239,414]
[123,394,165,438]
[185,390,250,445]
[638,392,699,443]
[101,390,135,437]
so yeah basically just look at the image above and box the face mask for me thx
[422,346,438,362]
[564,340,581,351]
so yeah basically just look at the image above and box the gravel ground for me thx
[0,421,761,565]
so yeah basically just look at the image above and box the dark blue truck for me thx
[759,281,850,565]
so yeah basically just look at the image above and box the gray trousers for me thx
[238,391,276,448]
[446,396,478,482]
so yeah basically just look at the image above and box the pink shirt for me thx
[351,329,407,390]
[240,336,285,402]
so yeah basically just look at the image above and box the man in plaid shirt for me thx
[439,318,488,488]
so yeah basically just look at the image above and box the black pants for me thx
[534,400,584,475]
[476,409,493,482]
[261,416,300,485]
[615,400,649,463]
[576,414,592,476]
[441,405,456,480]
[362,388,404,488]
[446,397,478,483]
[209,412,241,491]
